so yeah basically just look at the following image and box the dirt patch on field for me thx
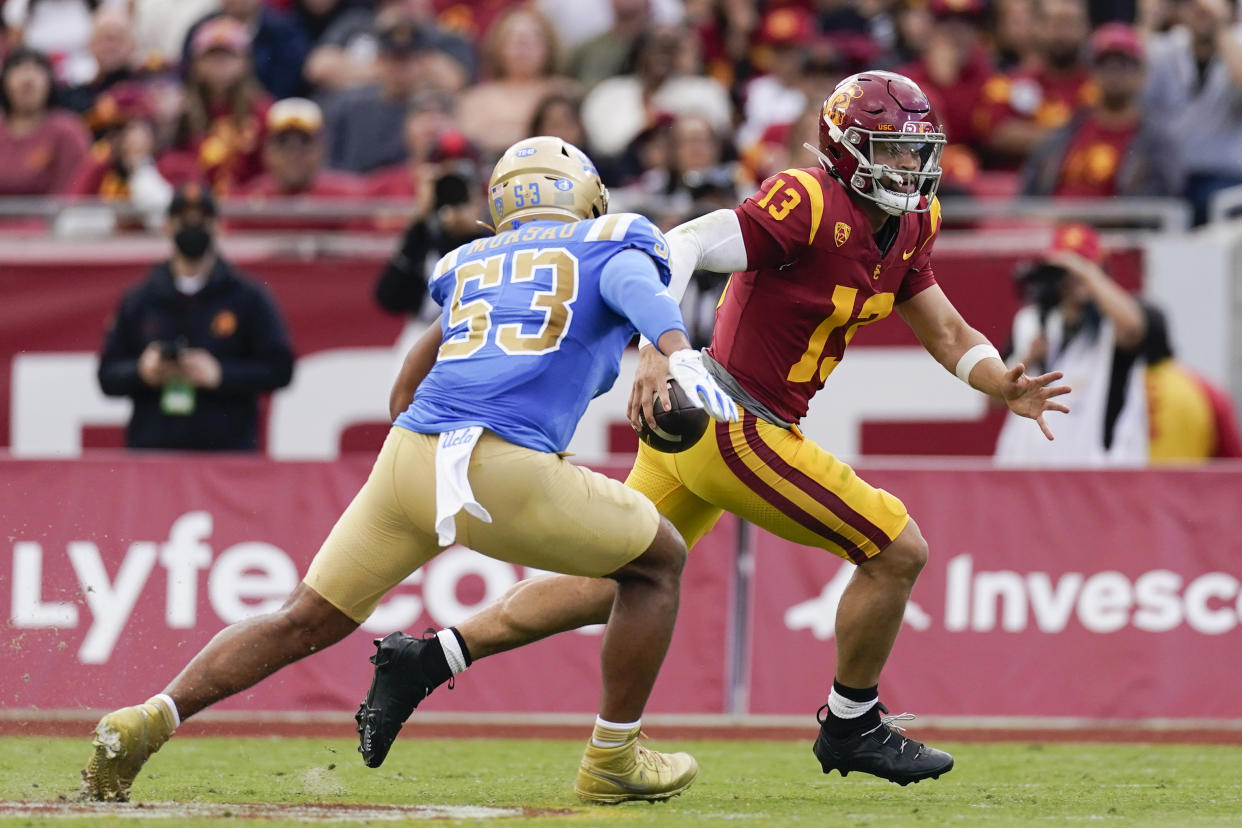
[0,801,575,821]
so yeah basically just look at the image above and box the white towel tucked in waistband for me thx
[434,426,492,546]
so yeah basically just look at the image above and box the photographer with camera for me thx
[97,182,294,451]
[995,223,1152,465]
[373,155,487,319]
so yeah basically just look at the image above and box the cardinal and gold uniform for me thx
[628,167,942,563]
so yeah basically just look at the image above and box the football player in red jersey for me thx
[365,72,1071,785]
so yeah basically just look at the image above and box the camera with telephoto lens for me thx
[1014,261,1068,316]
[434,165,476,209]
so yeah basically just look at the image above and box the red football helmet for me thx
[809,70,946,215]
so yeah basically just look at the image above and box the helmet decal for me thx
[824,82,864,128]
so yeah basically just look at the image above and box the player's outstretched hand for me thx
[628,345,673,431]
[1001,363,1071,441]
[667,349,740,423]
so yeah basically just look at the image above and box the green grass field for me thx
[3,735,1242,827]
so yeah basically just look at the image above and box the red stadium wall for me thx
[3,456,1238,721]
[0,244,1143,459]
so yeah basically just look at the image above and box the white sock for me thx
[591,716,641,748]
[152,693,181,728]
[436,629,469,676]
[826,689,877,720]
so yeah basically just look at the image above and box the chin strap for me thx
[803,142,835,173]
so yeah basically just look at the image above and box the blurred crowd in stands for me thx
[0,0,1240,229]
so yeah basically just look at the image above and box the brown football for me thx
[638,380,711,453]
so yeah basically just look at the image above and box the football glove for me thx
[668,349,740,423]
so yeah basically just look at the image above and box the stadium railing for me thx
[0,195,1200,235]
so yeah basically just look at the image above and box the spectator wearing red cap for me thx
[237,98,365,220]
[975,0,1097,169]
[735,8,812,154]
[897,0,995,152]
[0,46,90,195]
[161,17,272,192]
[996,223,1155,465]
[1021,24,1181,197]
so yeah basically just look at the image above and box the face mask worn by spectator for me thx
[174,222,213,260]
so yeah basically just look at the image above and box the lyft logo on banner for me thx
[7,510,594,665]
[786,556,1242,639]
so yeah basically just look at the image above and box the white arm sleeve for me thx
[639,209,747,348]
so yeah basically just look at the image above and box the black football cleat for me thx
[356,631,441,768]
[812,703,954,786]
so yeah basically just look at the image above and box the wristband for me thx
[955,343,1002,385]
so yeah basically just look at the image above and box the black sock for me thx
[416,636,454,689]
[415,628,473,690]
[822,680,881,737]
[450,627,473,667]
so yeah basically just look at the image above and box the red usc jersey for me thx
[707,167,941,424]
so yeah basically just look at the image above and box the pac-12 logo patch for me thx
[834,221,851,247]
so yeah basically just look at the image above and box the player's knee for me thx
[277,583,358,651]
[617,518,686,587]
[870,520,928,584]
[648,517,688,578]
[888,520,929,581]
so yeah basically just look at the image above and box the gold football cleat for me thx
[80,696,176,801]
[574,735,699,804]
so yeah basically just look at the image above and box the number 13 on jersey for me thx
[439,247,580,359]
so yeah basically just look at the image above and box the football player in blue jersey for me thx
[81,136,739,805]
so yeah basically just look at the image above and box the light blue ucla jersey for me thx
[396,213,672,453]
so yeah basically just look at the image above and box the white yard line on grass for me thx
[0,801,529,821]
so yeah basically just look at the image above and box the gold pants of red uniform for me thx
[627,413,909,562]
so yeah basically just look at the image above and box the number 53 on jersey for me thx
[438,247,580,359]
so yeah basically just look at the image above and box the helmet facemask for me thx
[808,122,946,216]
[852,129,945,215]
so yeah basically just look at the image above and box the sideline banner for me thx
[747,466,1242,719]
[4,457,1240,720]
[0,455,734,715]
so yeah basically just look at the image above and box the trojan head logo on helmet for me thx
[487,136,609,233]
[806,70,946,216]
